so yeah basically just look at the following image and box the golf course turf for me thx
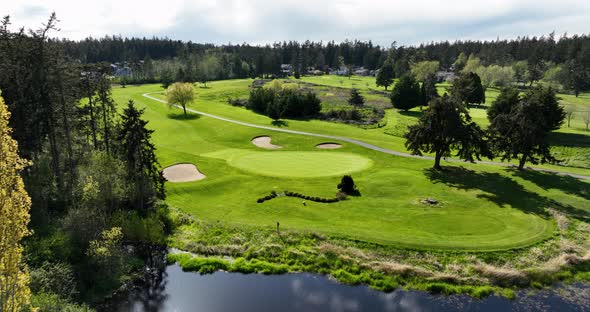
[111,80,590,252]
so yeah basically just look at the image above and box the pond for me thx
[109,263,590,311]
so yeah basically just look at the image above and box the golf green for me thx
[228,151,373,178]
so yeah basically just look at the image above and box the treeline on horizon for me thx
[54,32,590,95]
[60,33,590,69]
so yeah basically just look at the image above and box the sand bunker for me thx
[162,163,206,182]
[315,143,343,149]
[251,136,282,149]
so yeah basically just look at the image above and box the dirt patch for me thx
[251,136,282,149]
[315,143,343,149]
[163,163,206,182]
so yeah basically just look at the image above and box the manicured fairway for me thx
[111,83,590,251]
[228,151,373,178]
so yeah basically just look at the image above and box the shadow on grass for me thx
[399,110,422,118]
[167,112,200,120]
[512,169,590,201]
[547,132,590,148]
[425,166,590,220]
[271,120,289,127]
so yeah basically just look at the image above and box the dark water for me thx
[111,264,590,312]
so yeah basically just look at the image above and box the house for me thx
[436,71,457,82]
[280,64,293,76]
[353,67,370,76]
[331,66,349,76]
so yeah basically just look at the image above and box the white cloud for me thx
[2,0,589,44]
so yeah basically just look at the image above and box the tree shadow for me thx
[547,132,590,148]
[399,110,422,118]
[167,112,200,120]
[271,120,289,127]
[511,169,590,201]
[424,166,590,219]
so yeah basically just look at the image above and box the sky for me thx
[3,0,590,46]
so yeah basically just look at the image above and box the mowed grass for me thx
[148,77,590,175]
[226,151,373,178]
[112,83,590,251]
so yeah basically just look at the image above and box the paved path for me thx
[143,93,590,180]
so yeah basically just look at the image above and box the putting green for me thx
[228,151,373,178]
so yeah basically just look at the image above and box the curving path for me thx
[143,93,590,180]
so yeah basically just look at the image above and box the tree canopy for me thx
[451,72,485,106]
[166,82,195,115]
[404,94,491,170]
[487,86,565,170]
[0,93,32,311]
[376,61,394,90]
[391,75,421,111]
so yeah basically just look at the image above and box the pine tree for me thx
[404,95,491,170]
[487,87,565,170]
[0,94,32,311]
[348,88,365,107]
[376,61,394,90]
[117,100,165,211]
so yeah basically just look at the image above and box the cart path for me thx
[142,92,590,180]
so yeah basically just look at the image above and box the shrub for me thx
[348,88,365,107]
[337,175,358,194]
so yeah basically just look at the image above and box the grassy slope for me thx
[112,84,590,251]
[148,78,590,176]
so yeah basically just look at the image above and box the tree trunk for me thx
[433,151,443,170]
[518,154,527,170]
[183,105,187,115]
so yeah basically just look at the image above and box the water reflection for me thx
[110,264,590,312]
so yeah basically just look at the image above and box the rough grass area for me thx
[167,208,590,298]
[111,79,590,296]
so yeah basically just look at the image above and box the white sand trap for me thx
[251,136,283,149]
[162,163,206,182]
[316,143,343,149]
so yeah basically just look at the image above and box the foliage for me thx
[348,88,365,107]
[487,86,566,169]
[30,292,94,312]
[165,82,195,115]
[420,73,439,106]
[404,95,491,169]
[116,100,165,210]
[337,175,358,194]
[411,61,440,82]
[451,72,485,106]
[475,65,515,88]
[0,93,32,311]
[376,61,394,90]
[247,82,321,119]
[390,75,421,111]
[461,54,481,74]
[29,262,77,300]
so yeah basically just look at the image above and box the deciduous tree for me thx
[166,82,195,115]
[0,94,32,311]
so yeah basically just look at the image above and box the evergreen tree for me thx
[487,86,565,170]
[0,93,32,311]
[451,72,485,107]
[391,75,421,111]
[404,95,491,170]
[116,101,165,211]
[420,73,439,107]
[376,61,394,90]
[348,88,365,107]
